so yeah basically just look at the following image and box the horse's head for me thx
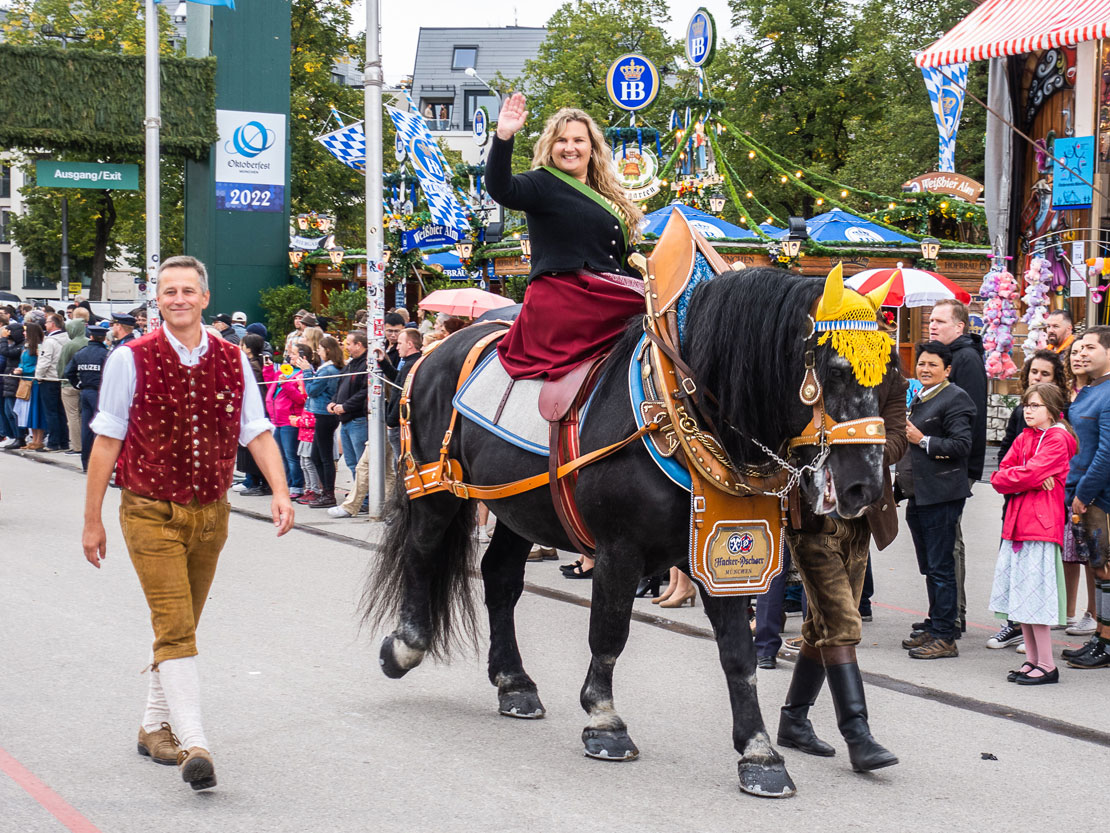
[684,262,895,521]
[793,264,894,520]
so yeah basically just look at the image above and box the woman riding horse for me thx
[487,93,645,381]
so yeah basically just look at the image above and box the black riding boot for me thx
[823,647,898,772]
[776,643,835,756]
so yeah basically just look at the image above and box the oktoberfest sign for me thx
[684,8,716,68]
[614,146,661,201]
[605,53,660,112]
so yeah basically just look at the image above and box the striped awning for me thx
[916,0,1110,68]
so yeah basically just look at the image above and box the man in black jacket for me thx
[928,298,986,634]
[329,330,368,480]
[64,321,110,472]
[895,341,975,659]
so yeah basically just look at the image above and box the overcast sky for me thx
[353,1,739,84]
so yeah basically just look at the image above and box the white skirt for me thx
[989,539,1065,626]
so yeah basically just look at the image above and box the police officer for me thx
[110,313,138,351]
[65,321,110,472]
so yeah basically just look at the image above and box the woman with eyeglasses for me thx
[988,382,1078,685]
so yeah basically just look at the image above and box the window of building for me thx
[0,209,8,244]
[452,46,477,71]
[464,89,499,130]
[0,165,10,199]
[0,253,9,291]
[24,270,55,290]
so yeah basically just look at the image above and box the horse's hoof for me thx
[582,728,639,761]
[498,690,546,719]
[378,635,411,679]
[737,760,796,798]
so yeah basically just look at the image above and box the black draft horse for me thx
[361,266,886,798]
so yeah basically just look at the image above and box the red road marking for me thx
[873,601,1083,648]
[0,746,103,833]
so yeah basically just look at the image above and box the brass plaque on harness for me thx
[689,485,784,596]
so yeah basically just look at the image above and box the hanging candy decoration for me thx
[979,265,1019,378]
[1021,255,1053,360]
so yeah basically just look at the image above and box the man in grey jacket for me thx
[36,313,70,451]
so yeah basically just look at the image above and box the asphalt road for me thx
[1,450,1107,833]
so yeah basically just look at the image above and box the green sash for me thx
[541,165,628,247]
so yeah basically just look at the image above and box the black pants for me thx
[39,380,67,449]
[79,388,99,472]
[310,412,340,493]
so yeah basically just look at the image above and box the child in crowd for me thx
[989,383,1078,685]
[288,344,322,504]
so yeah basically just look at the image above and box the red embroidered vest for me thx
[115,329,245,505]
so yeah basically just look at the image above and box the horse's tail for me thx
[359,480,479,659]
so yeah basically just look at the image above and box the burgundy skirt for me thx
[497,270,645,380]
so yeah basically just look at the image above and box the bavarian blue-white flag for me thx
[316,121,366,173]
[384,106,470,233]
[155,0,235,7]
[920,62,968,173]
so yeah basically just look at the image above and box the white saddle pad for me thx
[453,351,549,455]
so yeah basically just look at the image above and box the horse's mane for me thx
[682,267,824,466]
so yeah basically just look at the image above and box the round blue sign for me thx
[473,106,489,147]
[408,137,445,180]
[394,133,406,163]
[685,8,716,68]
[605,53,660,112]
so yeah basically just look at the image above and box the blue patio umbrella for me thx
[773,208,915,244]
[422,251,472,280]
[640,202,777,240]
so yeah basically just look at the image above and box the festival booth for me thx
[919,0,1110,346]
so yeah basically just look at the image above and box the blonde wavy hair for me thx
[531,108,643,241]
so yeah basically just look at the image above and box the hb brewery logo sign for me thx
[606,53,660,112]
[685,8,717,68]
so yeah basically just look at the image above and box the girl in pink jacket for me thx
[989,383,1078,685]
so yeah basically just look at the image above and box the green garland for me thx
[706,129,775,241]
[714,144,785,228]
[0,44,216,158]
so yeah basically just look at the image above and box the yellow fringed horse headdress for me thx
[814,263,895,388]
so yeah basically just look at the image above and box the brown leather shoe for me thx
[177,747,217,791]
[137,723,181,766]
[908,637,959,659]
[901,630,931,650]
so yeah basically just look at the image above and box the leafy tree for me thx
[713,0,985,221]
[499,0,681,168]
[259,282,311,347]
[289,0,371,248]
[2,0,180,298]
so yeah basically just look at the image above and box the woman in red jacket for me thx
[989,383,1078,685]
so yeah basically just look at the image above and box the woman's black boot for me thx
[776,643,835,756]
[822,646,898,772]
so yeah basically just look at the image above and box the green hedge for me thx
[0,44,217,158]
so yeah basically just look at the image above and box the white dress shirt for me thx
[90,326,272,445]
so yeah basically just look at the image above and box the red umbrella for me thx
[845,266,970,308]
[418,288,515,318]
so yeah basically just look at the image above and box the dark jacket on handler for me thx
[485,135,632,280]
[895,381,976,506]
[861,359,910,549]
[947,333,987,481]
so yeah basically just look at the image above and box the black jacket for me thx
[947,333,988,481]
[0,332,24,398]
[486,135,632,281]
[378,345,401,404]
[386,357,416,429]
[64,340,109,390]
[895,381,976,506]
[334,352,367,424]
